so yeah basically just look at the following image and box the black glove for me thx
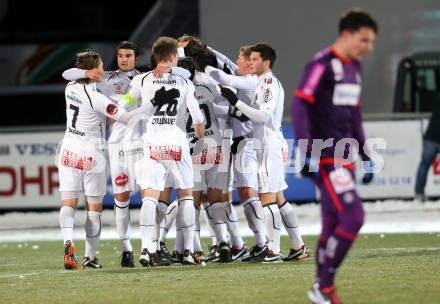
[151,86,179,107]
[300,157,319,177]
[189,137,204,155]
[223,63,232,75]
[361,160,374,184]
[220,87,238,106]
[231,136,245,155]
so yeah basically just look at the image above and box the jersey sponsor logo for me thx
[263,88,272,103]
[61,149,93,171]
[66,92,82,104]
[115,174,129,186]
[152,79,177,85]
[329,167,355,194]
[68,127,85,137]
[106,104,119,115]
[332,83,361,106]
[150,145,182,161]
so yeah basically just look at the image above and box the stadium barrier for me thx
[0,116,439,210]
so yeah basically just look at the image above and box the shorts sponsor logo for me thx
[61,149,93,171]
[115,174,129,186]
[329,167,355,194]
[106,104,118,115]
[150,145,182,161]
[192,146,222,164]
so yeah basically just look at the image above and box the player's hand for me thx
[300,157,319,177]
[361,160,375,184]
[151,86,179,107]
[153,64,171,78]
[85,68,103,81]
[220,87,238,106]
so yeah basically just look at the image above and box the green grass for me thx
[1,234,440,304]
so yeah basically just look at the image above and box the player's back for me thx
[64,81,108,142]
[137,71,193,145]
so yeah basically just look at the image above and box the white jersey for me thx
[205,66,257,137]
[104,70,142,143]
[251,71,284,142]
[64,81,127,142]
[128,71,204,146]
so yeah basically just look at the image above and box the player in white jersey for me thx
[209,46,309,262]
[121,37,205,266]
[62,41,142,268]
[220,43,287,262]
[206,45,271,262]
[58,50,153,270]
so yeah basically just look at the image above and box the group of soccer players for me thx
[58,35,309,270]
[57,8,377,304]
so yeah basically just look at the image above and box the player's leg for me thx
[59,192,80,270]
[234,138,268,260]
[109,142,135,267]
[82,197,104,269]
[176,187,198,264]
[157,187,173,265]
[260,192,283,263]
[277,191,310,261]
[192,190,205,261]
[208,187,230,262]
[223,191,248,261]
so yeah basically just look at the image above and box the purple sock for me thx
[319,229,356,288]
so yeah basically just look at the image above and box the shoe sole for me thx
[283,253,311,262]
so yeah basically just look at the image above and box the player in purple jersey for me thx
[292,10,378,304]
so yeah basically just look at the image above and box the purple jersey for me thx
[292,47,369,161]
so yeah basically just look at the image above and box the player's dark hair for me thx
[116,41,140,57]
[75,49,101,83]
[177,57,196,80]
[152,36,178,63]
[250,43,276,68]
[193,49,217,72]
[338,10,378,34]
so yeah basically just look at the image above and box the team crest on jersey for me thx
[263,89,272,103]
[150,145,182,161]
[115,174,129,186]
[106,104,118,115]
[61,149,93,171]
[266,78,272,84]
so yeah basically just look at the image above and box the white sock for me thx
[139,197,158,253]
[193,207,203,252]
[243,197,267,247]
[224,201,244,249]
[85,211,101,259]
[157,200,168,246]
[202,202,217,246]
[279,202,304,250]
[59,206,75,244]
[177,196,195,252]
[175,214,183,253]
[114,198,132,252]
[211,201,228,244]
[263,203,282,254]
[163,200,178,242]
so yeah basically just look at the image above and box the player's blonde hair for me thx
[152,36,178,63]
[239,46,252,61]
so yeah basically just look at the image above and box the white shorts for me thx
[192,145,225,192]
[257,136,286,193]
[233,137,259,191]
[58,140,107,196]
[108,140,143,194]
[136,143,194,191]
